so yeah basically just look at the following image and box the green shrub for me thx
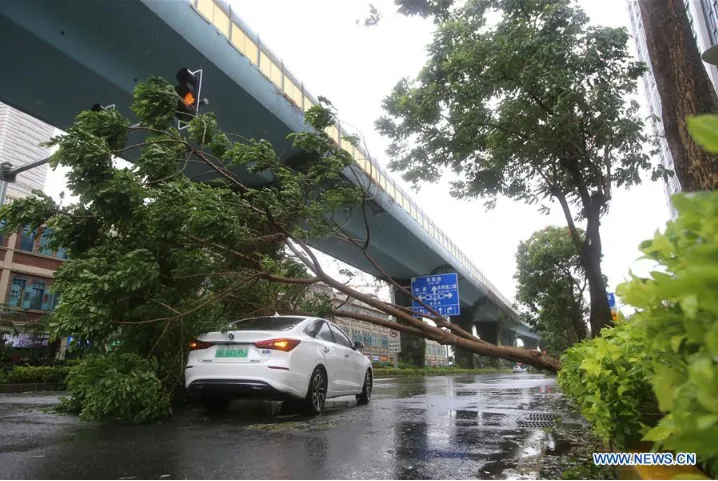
[0,365,71,386]
[557,319,660,449]
[617,191,718,474]
[57,353,171,424]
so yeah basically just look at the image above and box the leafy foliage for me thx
[557,319,659,449]
[0,77,363,421]
[57,353,171,424]
[393,0,454,20]
[617,191,718,474]
[686,114,718,154]
[515,226,588,356]
[376,0,668,335]
[0,365,71,386]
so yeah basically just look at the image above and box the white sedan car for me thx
[185,315,373,415]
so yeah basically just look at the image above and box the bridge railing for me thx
[189,0,517,316]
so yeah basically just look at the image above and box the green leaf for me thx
[680,295,699,319]
[643,422,673,442]
[653,375,676,412]
[670,335,685,353]
[696,414,718,430]
[686,115,718,153]
[706,323,718,357]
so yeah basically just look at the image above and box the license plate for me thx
[215,346,248,358]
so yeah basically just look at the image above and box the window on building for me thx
[56,246,68,260]
[41,290,55,311]
[19,227,35,252]
[39,229,53,256]
[8,277,27,308]
[25,281,46,310]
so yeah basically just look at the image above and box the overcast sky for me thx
[45,0,669,310]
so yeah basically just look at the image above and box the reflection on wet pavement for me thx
[0,373,584,480]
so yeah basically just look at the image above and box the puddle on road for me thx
[387,374,590,480]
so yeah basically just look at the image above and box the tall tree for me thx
[515,226,588,357]
[638,0,718,191]
[0,77,562,372]
[376,0,666,337]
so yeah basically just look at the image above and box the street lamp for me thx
[702,45,718,66]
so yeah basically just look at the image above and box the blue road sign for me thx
[607,292,616,309]
[411,273,460,317]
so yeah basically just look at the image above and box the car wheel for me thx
[201,395,231,414]
[356,369,372,405]
[303,367,327,416]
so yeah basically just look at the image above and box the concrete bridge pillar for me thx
[502,329,516,348]
[454,307,479,369]
[391,281,426,367]
[475,322,499,345]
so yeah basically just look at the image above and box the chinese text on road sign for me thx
[411,273,460,317]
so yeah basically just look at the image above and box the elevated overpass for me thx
[0,0,540,347]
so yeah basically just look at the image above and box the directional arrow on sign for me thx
[418,292,455,302]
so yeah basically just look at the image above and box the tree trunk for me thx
[639,0,718,191]
[583,207,611,337]
[555,188,611,337]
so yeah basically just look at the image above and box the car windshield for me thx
[228,316,306,331]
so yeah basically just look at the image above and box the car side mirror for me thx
[354,341,364,350]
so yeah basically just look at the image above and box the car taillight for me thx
[254,338,301,352]
[189,339,215,351]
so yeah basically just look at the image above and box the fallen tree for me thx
[0,77,561,382]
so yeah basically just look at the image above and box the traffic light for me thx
[175,68,203,126]
[611,309,618,322]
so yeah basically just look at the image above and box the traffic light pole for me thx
[0,157,53,206]
[1,68,207,205]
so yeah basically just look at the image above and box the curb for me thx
[0,383,61,394]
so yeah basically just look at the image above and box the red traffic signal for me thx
[175,68,201,122]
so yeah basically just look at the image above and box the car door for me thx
[313,320,346,396]
[329,324,364,392]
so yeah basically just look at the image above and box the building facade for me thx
[0,102,53,203]
[626,0,718,218]
[0,227,67,357]
[425,339,449,366]
[331,293,397,365]
[0,104,61,356]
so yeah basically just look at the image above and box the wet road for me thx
[0,373,583,480]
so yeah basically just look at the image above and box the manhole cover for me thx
[517,413,557,428]
[527,413,557,421]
